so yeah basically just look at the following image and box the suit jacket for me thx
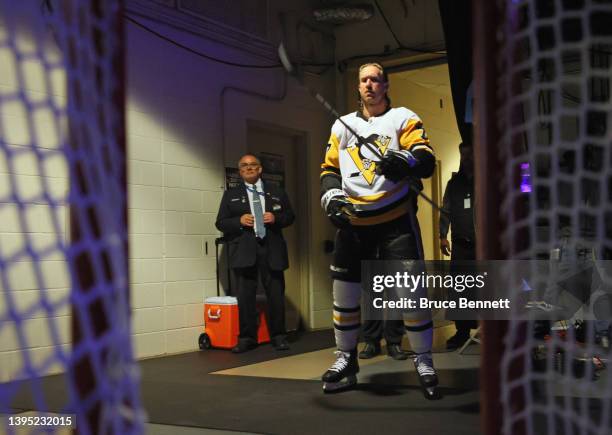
[439,170,475,243]
[215,181,295,271]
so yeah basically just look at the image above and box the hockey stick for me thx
[277,43,445,214]
[278,43,383,161]
[408,181,448,215]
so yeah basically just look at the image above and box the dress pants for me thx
[450,239,478,332]
[362,319,405,346]
[234,239,286,344]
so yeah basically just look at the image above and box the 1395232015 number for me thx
[7,414,75,427]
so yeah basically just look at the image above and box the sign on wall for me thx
[225,167,242,189]
[258,152,285,189]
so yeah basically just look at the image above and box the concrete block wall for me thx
[126,49,222,357]
[122,7,337,355]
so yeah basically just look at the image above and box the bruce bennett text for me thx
[372,298,511,310]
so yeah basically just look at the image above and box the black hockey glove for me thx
[376,149,418,183]
[321,189,356,229]
[327,197,356,229]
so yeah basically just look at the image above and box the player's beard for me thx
[360,94,387,114]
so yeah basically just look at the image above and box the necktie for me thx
[251,184,266,239]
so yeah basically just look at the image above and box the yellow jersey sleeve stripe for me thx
[321,171,340,179]
[399,119,430,151]
[321,133,340,171]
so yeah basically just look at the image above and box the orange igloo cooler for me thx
[198,295,270,350]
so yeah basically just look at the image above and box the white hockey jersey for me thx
[321,107,434,225]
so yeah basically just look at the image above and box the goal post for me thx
[475,1,612,434]
[473,0,510,433]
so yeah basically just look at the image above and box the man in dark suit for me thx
[440,142,478,349]
[215,154,295,353]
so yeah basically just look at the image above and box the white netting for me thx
[0,1,143,434]
[496,0,612,434]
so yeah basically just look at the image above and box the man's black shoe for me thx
[446,332,470,350]
[273,338,290,351]
[232,340,257,354]
[387,344,409,360]
[358,342,381,359]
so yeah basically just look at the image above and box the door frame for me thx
[246,119,311,330]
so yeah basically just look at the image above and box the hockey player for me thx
[320,62,439,398]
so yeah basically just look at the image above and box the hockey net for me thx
[478,0,612,434]
[0,1,143,433]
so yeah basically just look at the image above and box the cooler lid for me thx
[205,296,238,305]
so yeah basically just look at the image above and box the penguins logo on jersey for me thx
[346,134,391,185]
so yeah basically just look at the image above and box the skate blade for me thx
[422,386,441,400]
[322,375,357,393]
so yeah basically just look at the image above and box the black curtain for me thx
[439,0,473,145]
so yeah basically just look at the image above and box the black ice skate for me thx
[413,352,440,399]
[322,349,359,393]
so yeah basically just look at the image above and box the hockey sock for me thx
[403,316,433,355]
[332,280,361,352]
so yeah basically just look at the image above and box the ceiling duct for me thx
[312,4,374,24]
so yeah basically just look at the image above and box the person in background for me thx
[215,154,295,353]
[440,142,478,350]
[358,318,408,360]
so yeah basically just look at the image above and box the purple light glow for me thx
[520,162,531,193]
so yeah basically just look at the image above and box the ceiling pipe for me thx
[312,4,374,24]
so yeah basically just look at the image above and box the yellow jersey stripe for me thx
[321,169,340,178]
[399,119,430,150]
[350,202,410,226]
[321,134,340,171]
[347,182,406,204]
